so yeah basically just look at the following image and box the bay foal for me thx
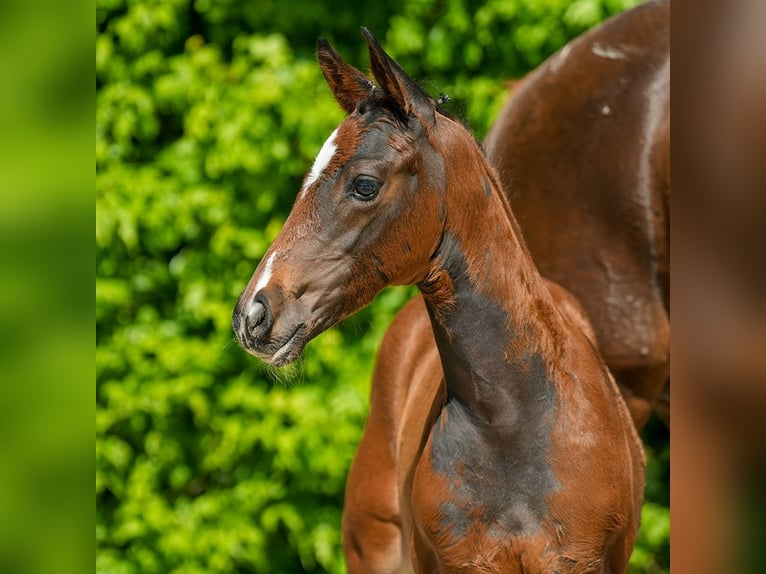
[233,30,644,573]
[485,0,670,430]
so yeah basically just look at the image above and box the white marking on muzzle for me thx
[300,127,339,199]
[254,252,276,294]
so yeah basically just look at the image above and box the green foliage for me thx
[96,0,665,572]
[629,503,671,573]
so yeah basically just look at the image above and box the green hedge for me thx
[96,0,667,572]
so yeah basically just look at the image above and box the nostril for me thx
[244,297,271,340]
[249,301,266,328]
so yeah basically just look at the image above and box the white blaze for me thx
[300,127,339,198]
[253,252,276,294]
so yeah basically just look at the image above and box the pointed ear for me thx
[361,27,435,128]
[317,38,374,114]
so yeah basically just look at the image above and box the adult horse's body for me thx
[484,0,670,430]
[233,30,644,573]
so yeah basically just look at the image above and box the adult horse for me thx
[233,30,643,572]
[484,0,670,430]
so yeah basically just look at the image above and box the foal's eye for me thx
[351,177,381,201]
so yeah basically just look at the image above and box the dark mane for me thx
[356,88,486,161]
[356,91,410,127]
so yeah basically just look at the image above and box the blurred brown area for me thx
[674,0,766,572]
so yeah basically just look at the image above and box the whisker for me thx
[265,356,306,387]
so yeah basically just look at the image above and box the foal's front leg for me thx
[343,409,411,574]
[343,297,442,573]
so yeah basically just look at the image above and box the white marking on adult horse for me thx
[253,251,276,294]
[592,42,629,60]
[300,127,339,198]
[550,43,573,74]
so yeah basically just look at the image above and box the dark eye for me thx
[351,177,381,200]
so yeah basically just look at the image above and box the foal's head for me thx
[233,30,466,365]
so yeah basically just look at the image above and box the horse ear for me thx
[317,38,374,114]
[361,27,435,128]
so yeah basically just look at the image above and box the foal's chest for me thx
[410,400,560,552]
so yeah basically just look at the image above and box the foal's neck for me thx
[420,121,566,426]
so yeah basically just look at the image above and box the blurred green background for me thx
[96,0,668,572]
